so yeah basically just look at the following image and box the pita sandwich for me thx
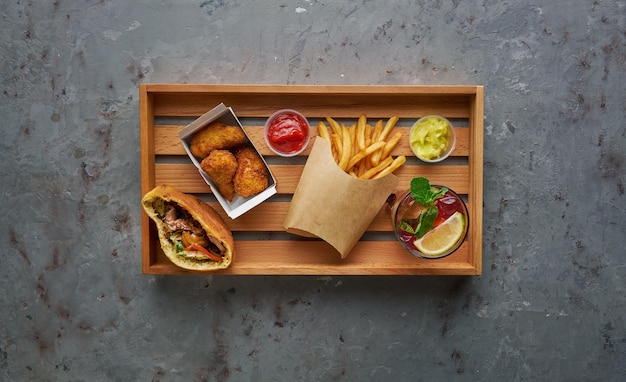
[141,185,234,271]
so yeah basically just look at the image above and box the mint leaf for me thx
[430,186,448,201]
[410,177,432,205]
[405,177,448,239]
[400,221,417,235]
[410,177,447,206]
[415,204,438,238]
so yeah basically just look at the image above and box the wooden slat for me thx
[205,200,472,232]
[140,84,484,275]
[140,88,157,275]
[147,239,475,276]
[468,86,485,275]
[154,124,471,157]
[154,163,471,195]
[145,83,483,95]
[148,84,479,118]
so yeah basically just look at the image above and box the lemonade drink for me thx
[392,178,469,259]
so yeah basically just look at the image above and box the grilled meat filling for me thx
[156,200,225,260]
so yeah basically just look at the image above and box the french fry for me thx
[369,120,385,166]
[360,157,393,180]
[346,123,356,158]
[357,114,366,151]
[355,160,364,177]
[346,141,386,171]
[338,126,352,171]
[372,155,406,179]
[318,121,330,141]
[321,114,405,179]
[351,125,359,162]
[369,147,383,167]
[381,131,402,159]
[372,120,383,141]
[326,117,342,136]
[331,133,342,162]
[370,116,399,165]
[378,116,399,142]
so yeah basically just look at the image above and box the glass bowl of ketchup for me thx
[264,109,310,157]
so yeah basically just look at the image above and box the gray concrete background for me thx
[1,0,624,381]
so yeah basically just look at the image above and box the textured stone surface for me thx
[1,0,625,381]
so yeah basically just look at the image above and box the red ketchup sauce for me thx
[266,111,309,155]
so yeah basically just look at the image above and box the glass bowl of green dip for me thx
[409,115,456,163]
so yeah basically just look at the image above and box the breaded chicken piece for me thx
[200,150,239,202]
[233,146,269,198]
[190,122,248,159]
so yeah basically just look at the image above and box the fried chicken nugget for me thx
[233,147,269,198]
[200,150,239,202]
[190,122,248,159]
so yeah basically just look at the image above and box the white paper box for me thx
[179,103,277,219]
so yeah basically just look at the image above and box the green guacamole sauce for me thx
[410,116,450,160]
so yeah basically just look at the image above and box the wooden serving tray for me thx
[140,84,484,275]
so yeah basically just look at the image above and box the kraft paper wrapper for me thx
[284,138,399,258]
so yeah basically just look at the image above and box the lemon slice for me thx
[414,212,465,257]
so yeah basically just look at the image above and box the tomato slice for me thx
[184,243,222,262]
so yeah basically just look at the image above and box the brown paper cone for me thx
[284,138,399,258]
